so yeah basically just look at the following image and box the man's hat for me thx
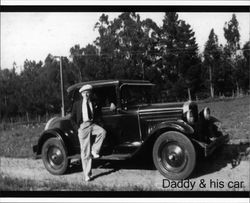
[79,84,93,93]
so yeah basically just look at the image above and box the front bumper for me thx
[192,132,230,157]
[193,116,230,157]
[204,133,230,156]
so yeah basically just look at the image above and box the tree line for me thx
[0,12,249,121]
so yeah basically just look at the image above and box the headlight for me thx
[203,107,211,120]
[186,110,195,124]
[183,101,198,124]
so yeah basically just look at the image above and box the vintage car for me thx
[33,80,229,180]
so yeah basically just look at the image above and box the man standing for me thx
[71,84,106,182]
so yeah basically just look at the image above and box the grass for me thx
[199,95,250,140]
[0,123,44,158]
[0,174,149,191]
[0,96,249,159]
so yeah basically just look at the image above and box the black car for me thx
[33,80,229,180]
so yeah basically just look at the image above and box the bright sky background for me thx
[1,12,249,71]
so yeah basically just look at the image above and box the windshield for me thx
[121,85,152,106]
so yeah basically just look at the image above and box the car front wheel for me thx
[42,137,69,175]
[153,131,196,180]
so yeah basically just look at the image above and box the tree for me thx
[19,60,45,117]
[204,29,221,98]
[159,12,200,100]
[243,41,250,65]
[81,44,102,80]
[238,41,250,93]
[94,12,162,80]
[223,14,241,95]
[224,14,240,56]
[94,14,118,79]
[70,45,84,81]
[0,68,20,120]
[140,18,163,91]
[94,12,167,101]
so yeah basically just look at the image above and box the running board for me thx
[98,153,132,160]
[68,153,132,161]
[118,141,143,148]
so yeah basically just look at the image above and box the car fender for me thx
[135,120,194,157]
[44,117,60,130]
[34,128,69,157]
[209,116,221,124]
[149,120,194,137]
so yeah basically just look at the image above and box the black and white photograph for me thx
[0,3,249,199]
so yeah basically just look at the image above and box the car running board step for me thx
[98,153,132,160]
[68,153,132,160]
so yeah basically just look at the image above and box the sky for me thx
[1,12,250,71]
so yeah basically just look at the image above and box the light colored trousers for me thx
[78,122,106,179]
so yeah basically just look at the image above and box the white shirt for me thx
[82,98,93,122]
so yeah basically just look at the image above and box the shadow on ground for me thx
[66,152,155,176]
[192,142,250,178]
[66,142,250,179]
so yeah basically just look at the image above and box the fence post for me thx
[188,88,191,101]
[26,112,29,123]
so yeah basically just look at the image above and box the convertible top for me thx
[67,79,154,94]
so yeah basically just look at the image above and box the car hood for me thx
[138,102,184,113]
[137,102,185,125]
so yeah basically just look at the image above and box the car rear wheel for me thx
[42,137,69,175]
[153,131,196,180]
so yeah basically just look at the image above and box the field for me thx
[0,123,45,158]
[0,96,249,191]
[198,96,250,141]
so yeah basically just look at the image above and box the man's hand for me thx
[110,102,116,112]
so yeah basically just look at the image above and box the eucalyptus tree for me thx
[94,12,160,80]
[94,14,118,79]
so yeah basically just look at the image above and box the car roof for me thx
[67,79,154,93]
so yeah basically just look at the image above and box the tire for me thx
[42,137,69,175]
[153,131,196,180]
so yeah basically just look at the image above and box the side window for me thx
[121,86,140,106]
[93,86,117,108]
[121,85,152,107]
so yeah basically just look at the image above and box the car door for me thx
[94,85,141,154]
[116,84,142,144]
[93,86,120,154]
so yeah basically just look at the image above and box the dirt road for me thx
[1,142,249,191]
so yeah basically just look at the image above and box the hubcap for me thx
[47,146,64,169]
[159,141,187,173]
